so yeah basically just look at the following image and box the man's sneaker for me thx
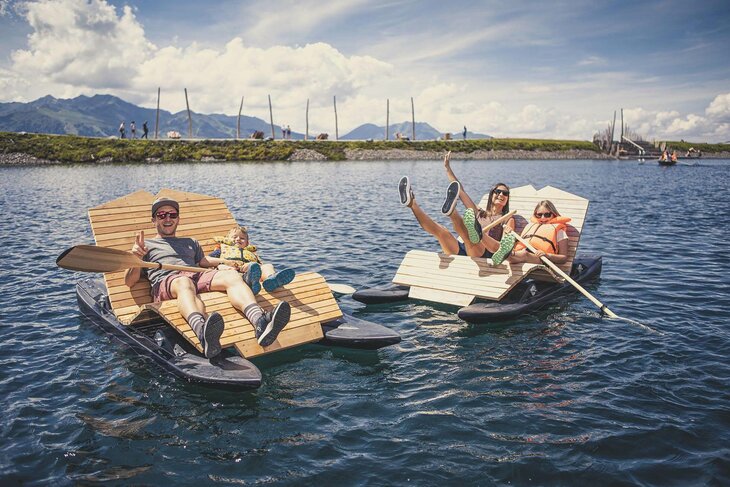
[263,268,296,293]
[398,176,413,207]
[199,312,225,359]
[255,301,291,347]
[243,262,261,295]
[491,232,517,266]
[441,181,461,215]
[463,208,482,244]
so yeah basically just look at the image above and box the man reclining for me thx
[124,197,291,359]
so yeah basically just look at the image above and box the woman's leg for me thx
[409,200,460,254]
[447,211,486,256]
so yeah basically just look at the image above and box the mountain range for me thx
[0,94,491,140]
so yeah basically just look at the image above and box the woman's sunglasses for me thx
[493,189,510,196]
[155,211,179,220]
[535,212,553,219]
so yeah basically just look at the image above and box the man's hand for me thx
[131,231,148,258]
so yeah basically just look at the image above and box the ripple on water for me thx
[0,160,729,484]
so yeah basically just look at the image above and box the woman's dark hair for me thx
[481,182,510,216]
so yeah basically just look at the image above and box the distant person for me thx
[463,126,467,140]
[141,121,149,139]
[119,121,126,139]
[670,150,678,163]
[130,121,137,139]
[286,125,291,139]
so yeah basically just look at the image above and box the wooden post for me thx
[609,110,616,154]
[268,94,275,139]
[386,98,389,141]
[237,96,244,139]
[154,87,160,140]
[305,98,309,141]
[411,97,415,141]
[184,88,192,138]
[333,95,338,141]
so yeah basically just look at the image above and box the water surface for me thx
[1,158,728,485]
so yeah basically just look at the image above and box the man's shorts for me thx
[153,270,218,303]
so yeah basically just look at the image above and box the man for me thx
[124,197,291,359]
[141,121,149,139]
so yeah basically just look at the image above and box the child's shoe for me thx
[263,268,296,293]
[243,262,261,295]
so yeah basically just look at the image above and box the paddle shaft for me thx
[56,245,210,274]
[511,233,618,318]
[479,210,517,234]
[137,261,209,273]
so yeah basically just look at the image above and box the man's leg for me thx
[170,276,223,358]
[210,269,291,346]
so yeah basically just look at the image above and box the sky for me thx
[0,0,729,141]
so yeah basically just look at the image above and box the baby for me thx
[209,226,295,295]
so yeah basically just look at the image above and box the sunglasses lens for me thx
[156,212,178,219]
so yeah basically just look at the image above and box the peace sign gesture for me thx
[131,231,148,258]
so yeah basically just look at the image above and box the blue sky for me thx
[1,0,729,141]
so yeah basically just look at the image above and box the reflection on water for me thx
[0,159,729,484]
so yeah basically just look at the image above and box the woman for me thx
[499,200,570,265]
[399,151,514,258]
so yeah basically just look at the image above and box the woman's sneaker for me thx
[398,176,413,207]
[441,181,461,215]
[463,208,482,244]
[243,262,261,295]
[491,233,517,266]
[263,268,296,293]
[199,312,225,358]
[255,301,291,347]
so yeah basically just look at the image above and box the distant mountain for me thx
[0,94,283,139]
[0,94,492,140]
[341,122,491,140]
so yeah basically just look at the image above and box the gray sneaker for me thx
[399,176,413,207]
[255,301,291,347]
[441,181,461,215]
[199,312,224,358]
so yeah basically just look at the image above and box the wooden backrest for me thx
[478,185,589,275]
[89,189,239,324]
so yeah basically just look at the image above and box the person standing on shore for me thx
[141,121,149,139]
[119,121,126,139]
[463,126,467,140]
[130,121,137,139]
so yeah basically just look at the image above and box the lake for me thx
[1,158,728,485]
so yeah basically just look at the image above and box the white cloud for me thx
[1,0,728,141]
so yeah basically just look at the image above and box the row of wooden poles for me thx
[152,88,418,141]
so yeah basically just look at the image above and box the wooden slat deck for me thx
[88,189,336,358]
[393,185,590,305]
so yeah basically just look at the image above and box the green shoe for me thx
[463,208,482,244]
[491,233,516,265]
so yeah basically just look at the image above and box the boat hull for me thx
[76,278,400,389]
[352,255,603,324]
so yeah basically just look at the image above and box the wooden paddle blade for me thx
[328,283,356,295]
[56,245,145,273]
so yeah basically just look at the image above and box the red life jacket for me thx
[514,216,571,254]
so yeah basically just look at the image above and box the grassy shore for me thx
[1,132,728,164]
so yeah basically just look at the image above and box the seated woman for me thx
[399,151,514,258]
[498,200,570,265]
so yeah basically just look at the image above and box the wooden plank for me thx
[408,286,475,306]
[233,324,324,358]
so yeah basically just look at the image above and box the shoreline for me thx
[2,132,729,165]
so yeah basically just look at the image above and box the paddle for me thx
[479,209,517,234]
[59,245,360,297]
[56,245,208,274]
[328,283,356,295]
[509,233,619,319]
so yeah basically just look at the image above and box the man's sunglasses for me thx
[535,212,553,219]
[155,211,179,220]
[493,189,510,196]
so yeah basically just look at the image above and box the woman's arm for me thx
[443,151,479,210]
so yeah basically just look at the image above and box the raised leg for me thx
[409,200,460,255]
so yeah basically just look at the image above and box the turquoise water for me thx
[1,159,728,485]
